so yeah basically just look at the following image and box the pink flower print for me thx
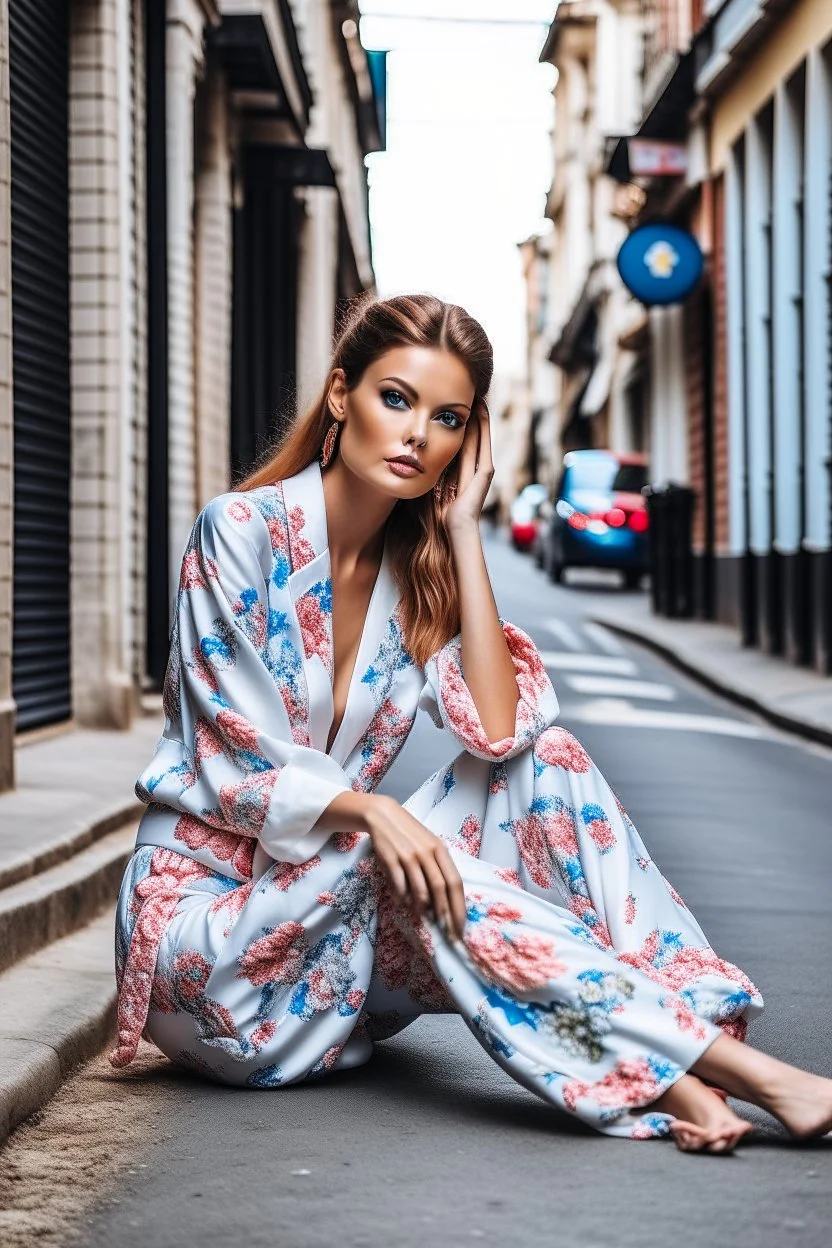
[249,1019,278,1050]
[494,867,523,889]
[233,593,267,650]
[287,503,316,569]
[345,989,365,1011]
[659,993,708,1041]
[544,801,580,860]
[173,813,255,878]
[296,581,332,672]
[208,881,254,936]
[662,875,688,908]
[581,803,617,855]
[568,897,613,948]
[563,1056,670,1113]
[509,810,556,889]
[355,699,414,791]
[489,762,508,794]
[226,499,253,524]
[624,893,637,925]
[189,642,220,695]
[618,930,759,1000]
[172,949,213,1002]
[218,770,278,838]
[332,828,365,853]
[636,856,651,872]
[238,921,307,987]
[407,951,455,1011]
[215,707,263,753]
[451,814,482,857]
[466,923,567,993]
[535,726,592,772]
[315,1043,345,1071]
[111,849,212,1069]
[180,549,211,591]
[193,717,225,775]
[272,857,321,891]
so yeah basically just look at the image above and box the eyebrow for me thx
[378,376,471,412]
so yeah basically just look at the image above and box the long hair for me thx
[235,292,494,667]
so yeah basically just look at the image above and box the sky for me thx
[358,1,557,380]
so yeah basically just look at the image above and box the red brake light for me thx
[604,508,626,528]
[628,510,649,532]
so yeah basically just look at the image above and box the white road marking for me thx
[537,651,638,675]
[568,698,765,738]
[563,675,678,701]
[581,621,628,655]
[543,618,584,651]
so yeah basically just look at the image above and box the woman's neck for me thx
[321,461,395,572]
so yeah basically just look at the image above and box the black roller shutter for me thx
[9,0,71,731]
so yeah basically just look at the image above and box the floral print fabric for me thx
[112,459,763,1138]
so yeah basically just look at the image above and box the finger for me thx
[455,416,479,495]
[434,844,467,940]
[475,398,494,475]
[401,854,431,916]
[420,855,453,936]
[376,846,408,903]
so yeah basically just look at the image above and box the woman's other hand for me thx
[363,794,467,941]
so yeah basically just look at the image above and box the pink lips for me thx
[385,459,422,478]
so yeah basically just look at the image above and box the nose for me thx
[404,410,429,447]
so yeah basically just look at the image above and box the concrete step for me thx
[0,822,136,976]
[0,909,117,1144]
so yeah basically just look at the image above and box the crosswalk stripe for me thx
[563,675,677,701]
[581,621,628,655]
[567,698,765,738]
[537,651,638,675]
[543,619,584,651]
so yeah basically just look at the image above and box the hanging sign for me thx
[617,223,704,306]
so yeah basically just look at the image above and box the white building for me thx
[0,0,385,790]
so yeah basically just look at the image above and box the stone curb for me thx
[0,824,136,976]
[0,798,144,892]
[587,613,832,750]
[0,910,117,1146]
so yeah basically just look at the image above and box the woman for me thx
[112,293,832,1153]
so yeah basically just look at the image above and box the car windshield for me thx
[567,457,647,495]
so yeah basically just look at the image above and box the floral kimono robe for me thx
[112,458,763,1139]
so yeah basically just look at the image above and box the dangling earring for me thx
[320,420,340,468]
[433,473,445,504]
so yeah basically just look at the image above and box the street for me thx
[3,527,830,1248]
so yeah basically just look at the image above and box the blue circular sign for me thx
[617,223,704,306]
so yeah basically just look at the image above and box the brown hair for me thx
[235,292,493,667]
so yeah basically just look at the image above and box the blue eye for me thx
[382,389,408,409]
[437,411,463,430]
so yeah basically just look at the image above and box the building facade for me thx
[0,0,385,791]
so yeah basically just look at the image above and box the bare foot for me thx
[653,1075,753,1154]
[760,1069,832,1141]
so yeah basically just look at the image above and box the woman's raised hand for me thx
[442,395,494,534]
[363,794,467,942]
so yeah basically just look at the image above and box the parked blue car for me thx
[532,449,650,589]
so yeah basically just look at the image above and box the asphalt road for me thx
[27,529,832,1245]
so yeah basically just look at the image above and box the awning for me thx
[605,46,695,184]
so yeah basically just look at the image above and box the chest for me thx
[326,563,381,754]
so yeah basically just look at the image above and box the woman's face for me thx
[326,345,476,499]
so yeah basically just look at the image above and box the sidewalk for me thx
[0,712,161,1144]
[587,595,832,747]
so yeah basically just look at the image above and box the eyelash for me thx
[381,389,464,431]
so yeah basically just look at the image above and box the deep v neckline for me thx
[325,534,389,757]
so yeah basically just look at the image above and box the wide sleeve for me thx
[416,618,559,762]
[137,494,353,866]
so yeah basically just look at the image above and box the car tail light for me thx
[603,508,626,528]
[627,510,649,532]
